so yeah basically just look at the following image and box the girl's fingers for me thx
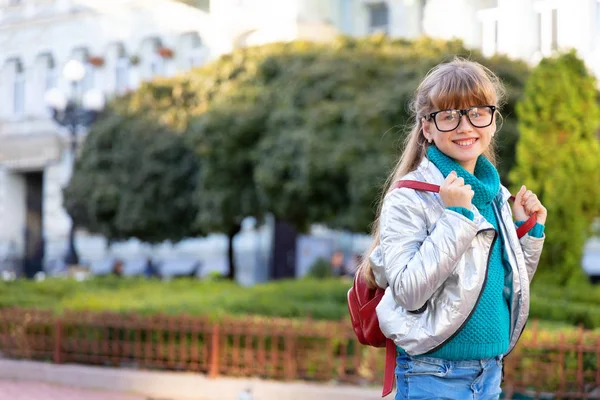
[525,199,541,215]
[515,185,526,203]
[444,171,457,185]
[521,190,533,205]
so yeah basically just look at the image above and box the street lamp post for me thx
[44,59,105,266]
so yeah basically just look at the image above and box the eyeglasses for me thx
[427,105,496,132]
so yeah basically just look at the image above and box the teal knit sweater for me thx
[423,146,510,360]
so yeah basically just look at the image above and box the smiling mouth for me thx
[453,138,478,147]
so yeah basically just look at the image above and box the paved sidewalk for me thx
[0,359,384,400]
[0,379,146,400]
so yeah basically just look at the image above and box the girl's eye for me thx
[445,112,458,120]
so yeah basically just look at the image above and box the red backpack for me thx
[347,180,537,397]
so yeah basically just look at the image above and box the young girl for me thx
[358,58,546,399]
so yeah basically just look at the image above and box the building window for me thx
[340,0,353,35]
[535,11,542,52]
[13,61,25,116]
[115,56,129,94]
[188,36,207,69]
[150,52,165,77]
[69,48,93,97]
[38,55,57,113]
[535,5,559,56]
[367,2,389,35]
[45,57,57,90]
[551,8,558,51]
[596,1,600,49]
[83,62,95,92]
[417,0,426,35]
[478,8,500,57]
[146,38,166,78]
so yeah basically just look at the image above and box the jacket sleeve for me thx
[518,233,544,281]
[379,188,479,311]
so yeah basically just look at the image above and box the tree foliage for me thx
[184,36,530,233]
[69,36,531,269]
[64,112,200,243]
[510,51,600,284]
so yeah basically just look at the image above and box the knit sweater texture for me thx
[421,146,510,360]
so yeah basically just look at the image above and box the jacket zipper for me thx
[423,228,498,355]
[505,318,528,357]
[495,200,527,358]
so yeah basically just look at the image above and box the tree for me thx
[186,88,269,279]
[81,36,530,279]
[247,37,530,233]
[510,51,600,284]
[64,112,200,244]
[189,37,530,278]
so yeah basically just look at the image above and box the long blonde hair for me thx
[358,58,507,288]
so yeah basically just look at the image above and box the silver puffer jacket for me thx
[371,158,544,356]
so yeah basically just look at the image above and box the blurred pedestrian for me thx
[112,260,124,277]
[330,250,344,277]
[343,253,362,277]
[356,58,547,399]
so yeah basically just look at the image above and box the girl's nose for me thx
[457,114,473,131]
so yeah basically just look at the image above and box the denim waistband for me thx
[399,353,503,368]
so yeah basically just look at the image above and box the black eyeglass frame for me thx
[426,105,497,132]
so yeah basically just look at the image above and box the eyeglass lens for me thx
[434,106,494,131]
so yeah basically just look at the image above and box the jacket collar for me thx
[417,157,512,204]
[415,157,499,232]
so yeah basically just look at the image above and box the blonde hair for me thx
[358,58,507,288]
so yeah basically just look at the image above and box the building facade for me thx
[1,0,598,278]
[0,0,223,275]
[213,0,600,76]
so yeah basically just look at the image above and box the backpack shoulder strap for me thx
[394,180,536,239]
[382,339,396,397]
[394,179,440,193]
[509,195,539,239]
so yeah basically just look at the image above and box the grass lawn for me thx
[1,275,599,331]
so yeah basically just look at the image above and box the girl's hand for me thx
[439,171,474,209]
[513,185,547,225]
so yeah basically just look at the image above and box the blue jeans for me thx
[395,353,503,400]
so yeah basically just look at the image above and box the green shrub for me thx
[1,275,598,329]
[306,258,333,278]
[530,292,600,329]
[510,51,600,284]
[0,276,351,320]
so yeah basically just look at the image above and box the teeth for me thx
[455,139,477,146]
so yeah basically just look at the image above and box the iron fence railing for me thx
[0,309,598,399]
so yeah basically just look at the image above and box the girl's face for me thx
[422,105,496,174]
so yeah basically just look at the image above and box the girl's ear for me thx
[422,118,431,139]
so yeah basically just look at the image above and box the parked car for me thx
[582,238,600,283]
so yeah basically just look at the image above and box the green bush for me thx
[510,51,600,284]
[532,280,600,304]
[0,276,351,320]
[306,258,333,278]
[1,275,598,329]
[530,293,600,329]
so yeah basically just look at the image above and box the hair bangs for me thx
[430,66,497,111]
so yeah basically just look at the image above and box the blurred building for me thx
[422,0,600,80]
[214,0,600,79]
[1,0,599,279]
[209,0,424,47]
[0,0,224,275]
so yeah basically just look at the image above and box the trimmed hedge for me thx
[1,276,598,329]
[0,276,351,320]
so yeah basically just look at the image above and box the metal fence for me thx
[0,308,598,399]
